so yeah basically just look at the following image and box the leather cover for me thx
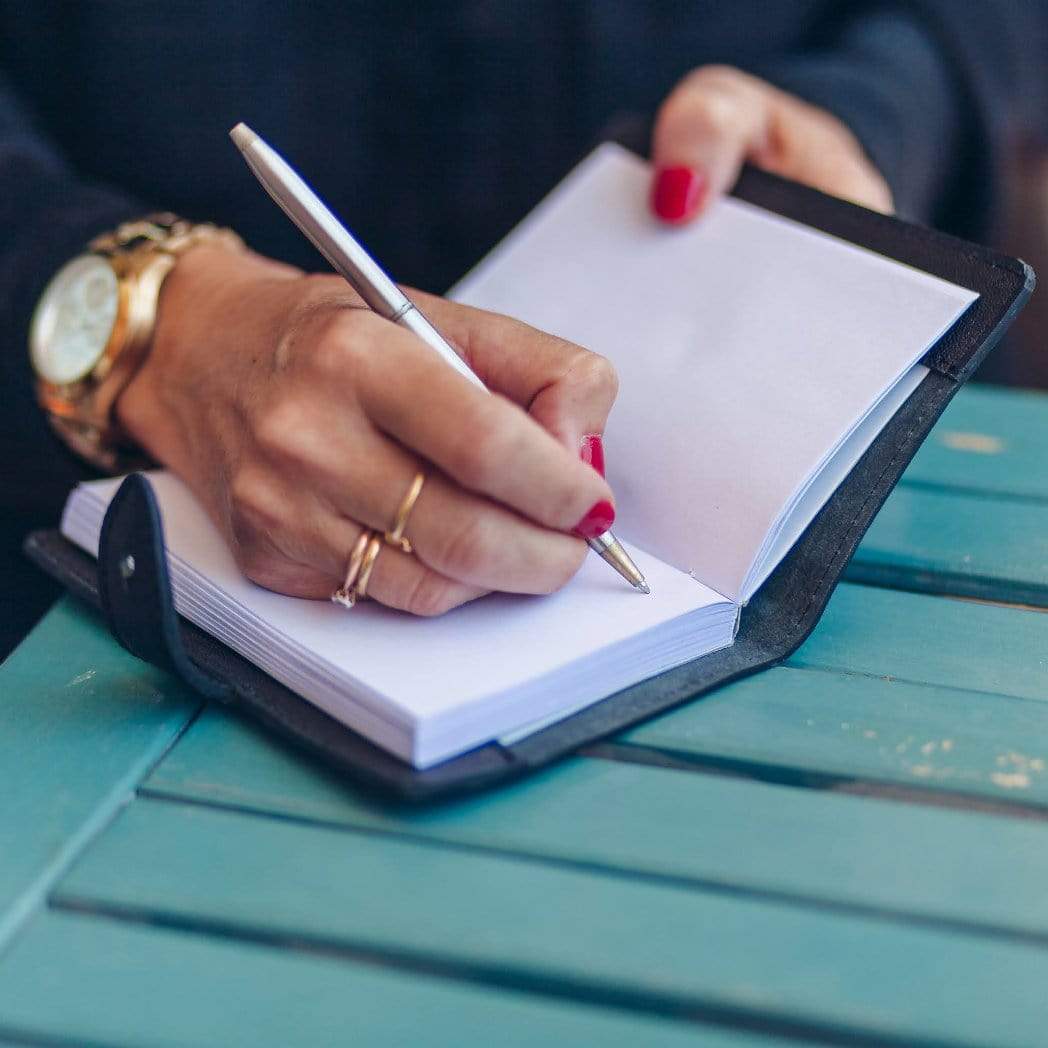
[24,165,1034,801]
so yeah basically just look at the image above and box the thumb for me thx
[650,66,772,225]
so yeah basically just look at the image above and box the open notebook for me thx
[60,144,977,769]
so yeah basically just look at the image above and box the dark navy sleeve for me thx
[0,68,147,379]
[755,1,1048,234]
[0,68,148,652]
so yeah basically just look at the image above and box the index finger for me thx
[353,312,616,536]
[408,291,619,452]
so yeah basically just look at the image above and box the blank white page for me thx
[452,144,977,601]
[62,472,731,766]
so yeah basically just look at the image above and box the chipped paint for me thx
[66,669,96,687]
[937,430,1006,454]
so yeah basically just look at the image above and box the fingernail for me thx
[579,434,606,477]
[574,499,616,539]
[651,165,706,223]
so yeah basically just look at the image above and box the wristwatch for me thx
[29,213,243,472]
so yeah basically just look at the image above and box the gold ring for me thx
[385,472,425,553]
[331,530,373,609]
[351,532,386,602]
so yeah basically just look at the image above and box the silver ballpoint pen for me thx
[230,123,649,594]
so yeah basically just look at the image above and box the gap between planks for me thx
[0,703,204,959]
[46,895,981,1048]
[582,741,1048,822]
[131,787,1048,952]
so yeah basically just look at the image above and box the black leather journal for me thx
[25,164,1034,802]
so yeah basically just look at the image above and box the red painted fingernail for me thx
[574,499,616,539]
[651,165,706,223]
[580,434,605,477]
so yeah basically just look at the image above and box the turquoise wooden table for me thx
[3,382,1048,1048]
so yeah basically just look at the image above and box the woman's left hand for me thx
[649,65,893,224]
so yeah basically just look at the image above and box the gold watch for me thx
[29,213,243,472]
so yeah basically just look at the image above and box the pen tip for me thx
[636,581,651,595]
[229,122,256,150]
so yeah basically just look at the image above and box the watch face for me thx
[30,254,120,385]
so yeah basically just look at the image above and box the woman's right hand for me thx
[115,244,619,615]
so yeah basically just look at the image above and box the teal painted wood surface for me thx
[55,798,1048,1047]
[0,912,761,1048]
[850,483,1048,604]
[0,598,199,949]
[903,384,1048,500]
[787,583,1048,700]
[147,706,1048,937]
[844,384,1048,602]
[621,584,1048,804]
[623,665,1048,803]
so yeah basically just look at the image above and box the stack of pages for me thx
[62,144,977,768]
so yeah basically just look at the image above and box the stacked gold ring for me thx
[331,530,373,609]
[385,472,425,553]
[331,472,426,609]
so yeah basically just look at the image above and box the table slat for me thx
[53,798,1048,1047]
[902,385,1048,500]
[146,707,1048,937]
[624,665,1048,805]
[0,912,750,1048]
[850,485,1048,604]
[787,584,1048,700]
[624,582,1048,805]
[0,599,199,949]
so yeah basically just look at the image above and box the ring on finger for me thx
[331,529,373,609]
[385,471,425,554]
[352,531,386,602]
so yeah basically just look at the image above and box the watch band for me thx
[89,212,243,260]
[42,214,243,473]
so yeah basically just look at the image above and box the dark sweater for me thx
[1,0,1045,652]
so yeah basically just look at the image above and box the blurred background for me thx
[985,143,1048,387]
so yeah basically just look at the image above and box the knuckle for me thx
[402,570,462,617]
[254,398,311,460]
[433,512,497,582]
[571,351,619,403]
[312,313,370,379]
[686,89,739,138]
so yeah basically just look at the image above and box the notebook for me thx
[58,144,979,770]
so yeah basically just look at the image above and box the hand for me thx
[649,65,893,223]
[116,245,618,615]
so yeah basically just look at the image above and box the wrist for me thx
[115,244,301,472]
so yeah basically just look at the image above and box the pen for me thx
[229,122,649,594]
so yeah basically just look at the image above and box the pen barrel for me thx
[396,307,486,388]
[239,133,409,319]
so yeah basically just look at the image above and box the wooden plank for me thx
[54,798,1048,1047]
[623,584,1048,804]
[902,384,1048,500]
[624,665,1048,804]
[787,583,1048,700]
[849,484,1048,604]
[146,705,1048,934]
[0,598,200,949]
[0,912,752,1048]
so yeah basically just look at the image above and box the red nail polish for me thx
[651,166,706,223]
[580,434,606,477]
[574,499,616,540]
